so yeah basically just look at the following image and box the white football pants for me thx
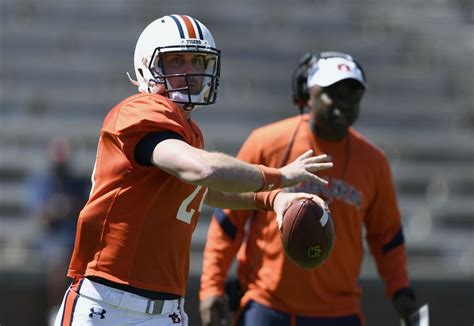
[53,278,188,326]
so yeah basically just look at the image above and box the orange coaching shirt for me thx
[68,93,207,296]
[200,114,409,320]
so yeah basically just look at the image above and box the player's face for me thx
[308,79,364,140]
[161,52,206,95]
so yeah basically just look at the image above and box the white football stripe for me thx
[319,210,329,227]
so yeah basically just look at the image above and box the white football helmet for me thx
[130,15,220,108]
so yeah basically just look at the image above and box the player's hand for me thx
[273,192,326,229]
[279,150,332,187]
[200,295,231,326]
[392,288,420,325]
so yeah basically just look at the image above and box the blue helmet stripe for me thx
[191,17,204,40]
[169,15,185,39]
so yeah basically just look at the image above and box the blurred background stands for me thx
[0,0,473,325]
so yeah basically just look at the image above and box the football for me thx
[280,198,335,269]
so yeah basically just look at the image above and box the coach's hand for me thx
[279,150,332,187]
[392,288,420,325]
[200,295,231,326]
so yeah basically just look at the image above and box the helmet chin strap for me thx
[126,72,161,94]
[167,85,204,110]
[128,65,212,109]
[126,72,140,86]
[182,104,195,112]
[169,97,195,111]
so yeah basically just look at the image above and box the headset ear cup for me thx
[295,99,306,109]
[291,52,316,110]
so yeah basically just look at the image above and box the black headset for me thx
[291,51,367,112]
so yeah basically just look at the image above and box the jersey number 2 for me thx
[177,186,208,224]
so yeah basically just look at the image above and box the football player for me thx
[199,52,421,326]
[53,15,332,326]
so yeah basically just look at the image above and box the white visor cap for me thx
[307,57,367,89]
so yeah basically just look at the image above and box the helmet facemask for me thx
[148,46,220,109]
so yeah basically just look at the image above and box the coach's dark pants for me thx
[237,300,361,326]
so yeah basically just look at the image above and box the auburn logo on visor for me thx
[337,64,351,72]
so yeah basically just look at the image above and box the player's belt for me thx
[78,278,179,315]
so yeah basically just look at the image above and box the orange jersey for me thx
[68,93,207,296]
[200,114,409,319]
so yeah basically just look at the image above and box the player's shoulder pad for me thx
[109,93,187,135]
[121,93,179,115]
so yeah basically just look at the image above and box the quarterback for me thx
[53,15,332,326]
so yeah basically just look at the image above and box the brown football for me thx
[280,198,335,269]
